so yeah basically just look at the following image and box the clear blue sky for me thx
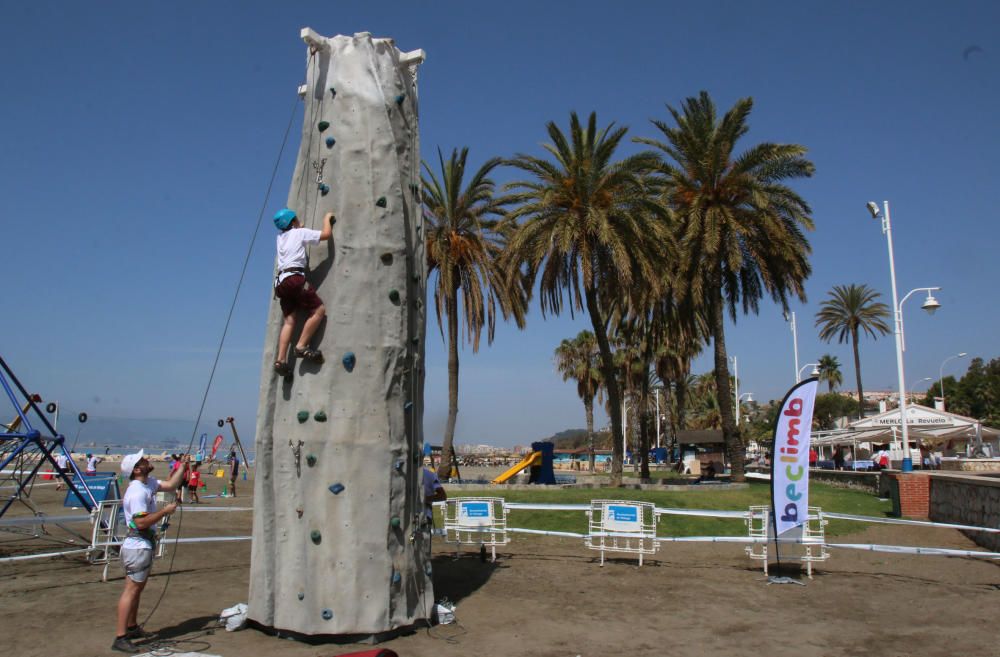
[1,1,996,449]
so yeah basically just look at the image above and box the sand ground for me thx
[2,472,999,657]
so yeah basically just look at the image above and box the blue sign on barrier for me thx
[608,505,638,523]
[460,501,490,518]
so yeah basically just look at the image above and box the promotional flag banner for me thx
[770,377,819,537]
[211,434,224,460]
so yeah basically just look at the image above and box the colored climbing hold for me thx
[298,592,305,600]
[424,563,432,575]
[325,136,336,148]
[319,183,330,195]
[318,120,330,132]
[395,459,405,472]
[392,571,402,584]
[310,530,322,544]
[375,196,387,208]
[390,517,401,528]
[328,483,345,495]
[297,410,309,423]
[395,93,405,105]
[388,289,400,304]
[380,253,393,265]
[306,454,317,467]
[404,401,413,412]
[322,608,333,620]
[329,86,336,97]
[411,337,419,345]
[314,410,327,422]
[412,274,420,282]
[342,352,356,372]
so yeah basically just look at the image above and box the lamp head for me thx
[921,293,941,315]
[958,352,968,357]
[746,393,754,403]
[811,366,820,377]
[866,201,881,219]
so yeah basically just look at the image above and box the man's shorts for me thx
[275,274,322,317]
[121,546,153,583]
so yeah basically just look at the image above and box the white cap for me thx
[121,450,145,476]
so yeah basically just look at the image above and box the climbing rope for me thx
[140,89,303,629]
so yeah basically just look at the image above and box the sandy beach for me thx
[2,470,999,657]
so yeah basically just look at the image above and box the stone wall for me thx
[928,473,1000,552]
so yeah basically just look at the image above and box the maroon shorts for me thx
[275,274,323,316]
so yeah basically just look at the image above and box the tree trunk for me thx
[585,397,595,472]
[439,286,459,480]
[639,386,651,480]
[584,287,624,485]
[852,328,864,419]
[710,288,743,482]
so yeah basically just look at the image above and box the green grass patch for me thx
[442,481,890,538]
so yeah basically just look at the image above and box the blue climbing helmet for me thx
[273,208,297,230]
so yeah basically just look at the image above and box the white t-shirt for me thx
[122,477,159,550]
[276,227,322,283]
[422,468,443,520]
[55,453,68,469]
[86,456,99,472]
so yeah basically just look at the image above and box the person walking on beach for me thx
[186,461,202,504]
[112,450,188,653]
[54,451,69,490]
[271,207,335,377]
[85,453,102,475]
[228,447,240,498]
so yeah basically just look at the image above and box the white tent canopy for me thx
[813,404,999,454]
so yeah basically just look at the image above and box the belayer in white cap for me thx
[112,450,189,653]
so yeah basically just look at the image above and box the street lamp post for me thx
[784,311,800,382]
[867,200,943,472]
[736,393,754,426]
[798,362,820,381]
[909,377,932,403]
[938,352,968,411]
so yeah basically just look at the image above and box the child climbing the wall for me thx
[272,208,336,377]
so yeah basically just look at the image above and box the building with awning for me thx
[813,404,1000,462]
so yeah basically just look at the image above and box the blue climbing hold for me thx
[328,483,345,495]
[395,94,405,105]
[392,571,402,584]
[319,184,330,196]
[394,459,405,472]
[342,352,356,372]
[325,136,336,148]
[321,608,333,620]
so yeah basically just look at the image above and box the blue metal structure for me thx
[0,356,95,518]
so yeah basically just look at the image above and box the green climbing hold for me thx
[411,337,419,345]
[319,183,330,196]
[310,530,322,544]
[412,274,420,282]
[395,94,405,105]
[392,571,402,584]
[297,411,309,423]
[314,410,327,422]
[388,289,400,304]
[318,120,330,132]
[329,86,336,97]
[375,196,387,208]
[390,517,401,528]
[306,454,317,467]
[297,591,305,600]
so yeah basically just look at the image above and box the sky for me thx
[1,1,997,450]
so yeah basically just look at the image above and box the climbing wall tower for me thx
[248,29,430,638]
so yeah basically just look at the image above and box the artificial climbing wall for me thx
[248,31,431,637]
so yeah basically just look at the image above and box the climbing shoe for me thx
[111,636,140,653]
[295,348,324,363]
[125,625,153,640]
[274,361,293,377]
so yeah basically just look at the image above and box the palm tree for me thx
[504,112,672,485]
[817,354,843,392]
[422,147,527,478]
[638,91,815,482]
[815,284,891,419]
[554,331,602,472]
